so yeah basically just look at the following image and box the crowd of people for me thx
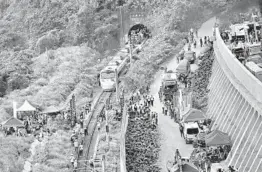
[129,27,151,46]
[185,28,214,50]
[126,91,160,172]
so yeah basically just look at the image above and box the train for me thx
[100,48,130,91]
[100,36,148,91]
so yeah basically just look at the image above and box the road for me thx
[148,17,217,171]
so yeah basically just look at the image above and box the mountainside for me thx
[0,0,261,171]
[0,0,123,121]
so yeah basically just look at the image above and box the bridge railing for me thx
[215,28,262,103]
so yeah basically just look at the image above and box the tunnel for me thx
[128,23,151,39]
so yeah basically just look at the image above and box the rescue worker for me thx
[200,38,203,47]
[164,105,168,116]
[80,117,84,129]
[73,159,78,171]
[193,39,197,48]
[174,149,182,163]
[84,126,88,136]
[71,131,76,145]
[89,156,95,170]
[97,73,100,86]
[146,85,150,92]
[74,139,79,153]
[195,30,198,38]
[134,104,138,112]
[147,96,151,106]
[97,122,101,131]
[150,95,154,106]
[179,123,184,138]
[70,154,75,167]
[79,141,84,156]
[188,44,191,51]
[190,28,194,36]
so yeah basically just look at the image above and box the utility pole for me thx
[115,69,119,103]
[102,155,105,172]
[119,5,124,47]
[129,36,133,66]
[105,110,110,147]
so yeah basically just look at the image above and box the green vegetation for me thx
[0,0,123,122]
[0,0,124,170]
[31,130,73,172]
[0,0,259,171]
[0,134,34,172]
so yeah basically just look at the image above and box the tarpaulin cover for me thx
[2,117,24,127]
[183,108,206,122]
[205,129,231,146]
[176,59,190,75]
[17,100,37,112]
[41,106,61,114]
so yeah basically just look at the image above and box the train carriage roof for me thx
[163,72,177,81]
[108,60,121,66]
[101,65,118,72]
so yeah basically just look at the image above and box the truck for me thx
[183,122,200,144]
[176,59,190,77]
[184,51,196,64]
[159,70,178,102]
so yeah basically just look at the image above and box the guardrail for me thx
[215,28,262,103]
[120,104,128,172]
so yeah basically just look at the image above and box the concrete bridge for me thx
[208,28,262,172]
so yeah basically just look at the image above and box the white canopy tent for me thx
[17,100,37,112]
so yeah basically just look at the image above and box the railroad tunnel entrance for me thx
[127,24,151,44]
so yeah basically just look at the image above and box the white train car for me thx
[100,48,129,91]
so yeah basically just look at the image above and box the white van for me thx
[183,122,200,144]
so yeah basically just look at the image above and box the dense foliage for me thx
[0,0,259,171]
[0,134,34,172]
[31,130,73,172]
[0,0,125,122]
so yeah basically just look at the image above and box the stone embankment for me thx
[206,28,262,172]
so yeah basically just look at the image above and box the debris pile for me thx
[191,45,214,110]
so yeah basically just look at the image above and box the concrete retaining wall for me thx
[206,28,262,171]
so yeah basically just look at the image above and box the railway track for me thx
[77,91,113,172]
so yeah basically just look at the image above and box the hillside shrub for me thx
[0,135,34,172]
